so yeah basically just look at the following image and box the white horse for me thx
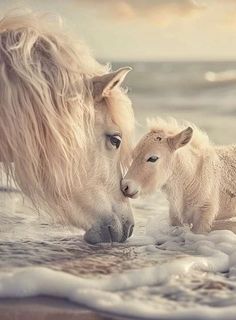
[122,117,236,234]
[0,11,135,244]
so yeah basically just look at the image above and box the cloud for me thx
[68,0,236,60]
[135,0,206,27]
[193,0,236,30]
[75,0,206,27]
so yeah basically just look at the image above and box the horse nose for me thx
[84,217,134,244]
[84,220,122,244]
[121,179,129,195]
[121,179,140,198]
[121,221,134,241]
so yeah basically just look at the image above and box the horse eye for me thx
[108,135,122,149]
[147,155,159,162]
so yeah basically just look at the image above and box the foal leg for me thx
[169,208,182,227]
[191,201,218,234]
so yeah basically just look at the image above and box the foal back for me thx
[215,145,236,219]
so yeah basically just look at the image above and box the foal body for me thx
[122,118,236,233]
[162,143,236,233]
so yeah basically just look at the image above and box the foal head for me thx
[122,125,193,198]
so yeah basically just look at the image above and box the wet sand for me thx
[0,297,123,320]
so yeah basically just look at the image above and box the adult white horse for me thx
[0,11,135,244]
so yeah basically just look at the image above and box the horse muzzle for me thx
[84,213,134,244]
[121,179,141,199]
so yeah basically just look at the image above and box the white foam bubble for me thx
[1,222,236,319]
[1,193,236,318]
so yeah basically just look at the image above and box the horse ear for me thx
[167,127,193,151]
[92,67,132,102]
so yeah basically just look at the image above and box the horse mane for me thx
[147,117,210,150]
[0,10,134,222]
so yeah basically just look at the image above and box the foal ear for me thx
[92,67,132,102]
[167,127,193,151]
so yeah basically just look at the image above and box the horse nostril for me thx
[124,185,129,192]
[121,182,129,196]
[129,224,134,237]
[121,222,134,242]
[107,225,113,242]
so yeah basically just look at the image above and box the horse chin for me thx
[84,211,134,244]
[129,191,140,199]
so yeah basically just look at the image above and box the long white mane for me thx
[0,11,134,221]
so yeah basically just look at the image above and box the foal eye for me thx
[147,155,159,163]
[108,135,122,149]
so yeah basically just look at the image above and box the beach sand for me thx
[0,297,122,320]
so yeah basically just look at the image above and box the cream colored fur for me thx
[123,117,236,233]
[0,10,135,239]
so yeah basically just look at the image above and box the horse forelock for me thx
[0,10,134,222]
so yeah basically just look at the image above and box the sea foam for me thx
[1,217,236,319]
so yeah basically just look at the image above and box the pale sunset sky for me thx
[0,0,236,61]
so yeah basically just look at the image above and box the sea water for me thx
[1,61,236,319]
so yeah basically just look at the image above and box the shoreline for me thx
[0,296,124,320]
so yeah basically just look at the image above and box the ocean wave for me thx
[205,70,236,83]
[1,207,236,319]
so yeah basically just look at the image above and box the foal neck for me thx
[163,146,201,194]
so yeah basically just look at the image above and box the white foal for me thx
[122,118,236,234]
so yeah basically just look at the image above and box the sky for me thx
[0,0,236,61]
